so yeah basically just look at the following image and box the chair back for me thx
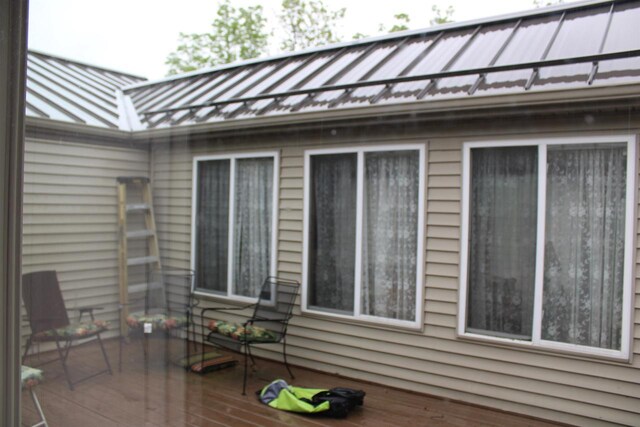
[22,271,70,334]
[159,269,194,313]
[251,276,299,341]
[144,269,168,314]
[129,269,194,315]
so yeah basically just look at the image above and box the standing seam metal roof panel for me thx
[28,0,640,131]
[27,61,118,119]
[25,51,146,129]
[28,55,119,107]
[122,0,640,129]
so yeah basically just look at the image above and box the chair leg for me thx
[54,336,112,390]
[96,334,113,375]
[29,389,48,427]
[283,336,294,380]
[142,334,149,364]
[246,342,257,368]
[199,335,206,375]
[200,318,208,376]
[185,318,193,370]
[118,335,123,373]
[22,337,32,364]
[242,344,248,396]
[54,340,75,391]
[185,335,191,371]
[164,331,170,366]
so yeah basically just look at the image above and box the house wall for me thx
[21,135,149,346]
[150,109,640,426]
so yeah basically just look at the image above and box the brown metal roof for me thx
[27,0,640,132]
[118,0,640,130]
[25,50,147,130]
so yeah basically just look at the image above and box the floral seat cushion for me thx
[33,319,108,341]
[208,320,277,342]
[127,312,188,330]
[21,365,44,390]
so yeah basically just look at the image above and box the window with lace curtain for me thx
[191,152,279,301]
[459,136,636,359]
[302,146,425,328]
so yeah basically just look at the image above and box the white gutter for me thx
[25,116,138,142]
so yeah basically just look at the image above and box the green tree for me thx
[389,13,411,33]
[279,0,346,51]
[375,12,411,35]
[352,32,370,40]
[430,5,455,26]
[165,0,268,75]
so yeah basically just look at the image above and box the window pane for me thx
[233,157,274,298]
[467,147,537,338]
[542,144,627,350]
[308,153,357,313]
[195,159,230,292]
[362,151,419,321]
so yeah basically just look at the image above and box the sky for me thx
[27,0,575,80]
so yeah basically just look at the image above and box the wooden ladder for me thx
[116,176,161,337]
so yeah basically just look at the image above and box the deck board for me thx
[21,338,564,427]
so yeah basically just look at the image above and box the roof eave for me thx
[129,82,640,141]
[25,116,141,144]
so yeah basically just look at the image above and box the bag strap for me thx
[310,390,333,404]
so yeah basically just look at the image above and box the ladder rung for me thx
[126,229,155,239]
[117,176,150,184]
[128,282,163,294]
[126,203,151,212]
[127,256,160,266]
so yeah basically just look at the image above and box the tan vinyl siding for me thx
[21,137,149,347]
[150,113,640,426]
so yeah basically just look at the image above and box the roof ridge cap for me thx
[28,49,148,81]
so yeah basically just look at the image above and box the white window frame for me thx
[458,135,637,360]
[302,144,426,329]
[190,151,280,303]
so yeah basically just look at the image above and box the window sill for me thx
[192,289,258,306]
[456,330,633,364]
[300,306,424,333]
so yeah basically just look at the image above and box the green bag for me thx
[258,379,365,418]
[258,379,330,414]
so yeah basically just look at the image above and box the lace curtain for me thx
[542,145,626,350]
[361,151,419,321]
[233,158,273,298]
[195,159,230,293]
[308,154,357,313]
[467,147,538,338]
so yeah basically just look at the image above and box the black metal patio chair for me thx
[21,270,113,390]
[200,276,299,395]
[119,269,196,370]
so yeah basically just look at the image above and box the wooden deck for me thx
[22,338,563,427]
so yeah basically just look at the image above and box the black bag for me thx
[310,387,366,418]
